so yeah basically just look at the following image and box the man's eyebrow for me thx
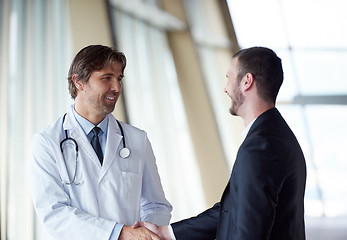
[101,73,124,79]
[101,73,115,77]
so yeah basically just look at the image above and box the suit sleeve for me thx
[228,135,285,239]
[171,203,220,240]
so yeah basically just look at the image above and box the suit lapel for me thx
[221,180,230,204]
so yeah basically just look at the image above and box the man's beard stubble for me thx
[229,87,244,116]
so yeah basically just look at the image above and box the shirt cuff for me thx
[110,223,124,240]
[168,224,176,240]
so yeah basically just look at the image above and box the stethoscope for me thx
[59,113,131,185]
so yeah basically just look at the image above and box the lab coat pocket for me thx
[119,155,141,173]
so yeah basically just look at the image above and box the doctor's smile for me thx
[105,95,117,102]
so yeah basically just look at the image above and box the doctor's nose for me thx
[111,79,122,92]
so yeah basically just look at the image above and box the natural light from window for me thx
[227,0,347,217]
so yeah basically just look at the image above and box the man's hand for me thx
[132,221,172,240]
[119,225,160,240]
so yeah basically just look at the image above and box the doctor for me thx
[28,45,172,240]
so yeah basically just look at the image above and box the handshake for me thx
[119,221,173,240]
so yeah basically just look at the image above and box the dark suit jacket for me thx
[172,108,306,240]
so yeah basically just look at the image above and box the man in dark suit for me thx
[133,46,307,240]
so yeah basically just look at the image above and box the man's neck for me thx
[74,103,106,126]
[242,102,275,126]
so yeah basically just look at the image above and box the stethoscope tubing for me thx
[116,119,126,149]
[116,119,131,159]
[60,113,130,185]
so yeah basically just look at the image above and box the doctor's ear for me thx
[72,74,84,91]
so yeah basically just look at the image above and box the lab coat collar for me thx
[62,106,104,169]
[62,105,83,135]
[99,113,123,180]
[62,106,124,178]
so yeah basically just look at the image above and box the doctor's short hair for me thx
[233,46,283,103]
[67,45,127,99]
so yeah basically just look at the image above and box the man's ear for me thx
[72,74,83,91]
[241,73,254,92]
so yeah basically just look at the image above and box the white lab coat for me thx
[28,106,172,240]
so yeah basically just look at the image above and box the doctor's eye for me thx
[101,76,112,81]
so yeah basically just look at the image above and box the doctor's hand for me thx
[119,225,160,240]
[132,221,172,240]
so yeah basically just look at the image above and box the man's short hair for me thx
[233,46,283,103]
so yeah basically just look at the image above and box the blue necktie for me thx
[91,127,103,165]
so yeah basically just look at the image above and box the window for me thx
[108,0,206,221]
[0,1,72,239]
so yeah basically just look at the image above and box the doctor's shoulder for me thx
[113,119,153,146]
[30,116,66,151]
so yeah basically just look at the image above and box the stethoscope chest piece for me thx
[119,147,131,158]
[116,119,131,159]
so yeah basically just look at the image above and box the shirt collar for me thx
[72,106,109,136]
[241,117,257,139]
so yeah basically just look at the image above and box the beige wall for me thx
[161,0,232,206]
